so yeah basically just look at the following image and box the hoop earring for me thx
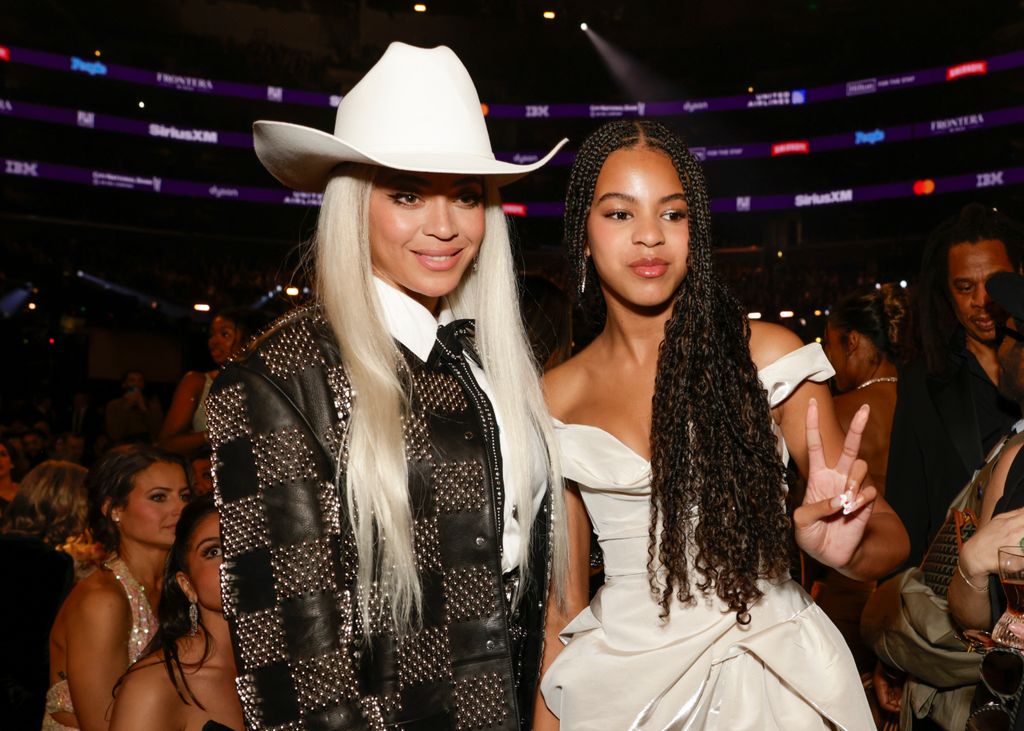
[188,601,199,636]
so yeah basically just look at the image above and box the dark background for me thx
[2,0,1023,410]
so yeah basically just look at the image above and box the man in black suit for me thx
[886,203,1024,569]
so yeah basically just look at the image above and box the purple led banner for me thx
[5,157,1023,217]
[4,42,1022,117]
[5,93,1023,166]
[5,45,340,108]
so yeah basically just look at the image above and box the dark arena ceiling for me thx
[2,0,1024,392]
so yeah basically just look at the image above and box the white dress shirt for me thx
[373,277,546,572]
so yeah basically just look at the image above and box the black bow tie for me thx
[428,319,480,369]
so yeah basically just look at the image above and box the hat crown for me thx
[333,43,493,161]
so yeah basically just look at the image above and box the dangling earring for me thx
[188,601,199,636]
[578,255,589,296]
[472,256,479,273]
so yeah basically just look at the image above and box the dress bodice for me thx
[541,344,874,731]
[553,343,834,578]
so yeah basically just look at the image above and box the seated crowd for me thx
[2,201,1024,730]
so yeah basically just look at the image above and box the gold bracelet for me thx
[957,562,989,592]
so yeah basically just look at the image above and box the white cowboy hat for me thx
[254,42,567,192]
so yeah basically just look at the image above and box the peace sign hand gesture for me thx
[793,398,877,570]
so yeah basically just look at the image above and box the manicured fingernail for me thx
[839,490,855,515]
[810,397,817,407]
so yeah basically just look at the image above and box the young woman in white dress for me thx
[535,120,910,731]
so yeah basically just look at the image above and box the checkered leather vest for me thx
[208,307,550,730]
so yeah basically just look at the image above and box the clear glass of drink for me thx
[993,546,1024,649]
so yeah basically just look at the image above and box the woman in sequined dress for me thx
[110,495,243,731]
[44,445,191,731]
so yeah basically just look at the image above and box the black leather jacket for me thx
[208,307,550,730]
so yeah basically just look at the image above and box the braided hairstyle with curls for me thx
[564,120,791,624]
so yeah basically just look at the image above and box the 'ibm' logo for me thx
[525,105,549,118]
[77,110,95,128]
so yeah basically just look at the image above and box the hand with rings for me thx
[794,398,878,570]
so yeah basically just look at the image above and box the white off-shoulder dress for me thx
[540,344,874,731]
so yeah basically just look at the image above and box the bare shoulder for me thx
[748,320,806,370]
[111,654,180,727]
[179,371,209,391]
[543,345,600,421]
[65,568,130,627]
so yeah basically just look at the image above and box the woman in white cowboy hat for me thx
[206,42,568,730]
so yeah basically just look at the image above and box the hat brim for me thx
[253,121,568,192]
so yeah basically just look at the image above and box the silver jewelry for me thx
[188,601,199,636]
[579,257,588,296]
[957,561,989,592]
[472,256,478,273]
[855,376,898,390]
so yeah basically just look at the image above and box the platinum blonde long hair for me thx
[314,165,567,633]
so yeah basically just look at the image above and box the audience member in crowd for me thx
[189,447,213,496]
[109,495,243,731]
[44,445,191,731]
[0,439,19,509]
[22,428,49,470]
[51,432,86,465]
[863,270,1024,730]
[950,270,1024,636]
[0,461,88,729]
[159,309,256,458]
[824,283,910,487]
[816,283,912,673]
[105,371,164,445]
[886,204,1024,569]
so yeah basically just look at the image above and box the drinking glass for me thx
[992,546,1024,649]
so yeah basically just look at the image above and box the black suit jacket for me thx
[885,356,986,569]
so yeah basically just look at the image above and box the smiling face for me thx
[367,170,486,313]
[947,239,1014,347]
[110,461,190,551]
[586,147,690,312]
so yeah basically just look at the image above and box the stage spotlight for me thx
[138,101,145,109]
[285,286,300,296]
[27,302,36,310]
[543,11,556,19]
[94,49,102,57]
[414,3,426,11]
[1,283,34,319]
[779,310,794,319]
[583,25,678,101]
[747,86,754,93]
[194,303,211,312]
[748,312,762,320]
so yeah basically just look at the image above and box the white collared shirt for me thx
[373,277,545,572]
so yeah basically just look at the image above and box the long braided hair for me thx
[564,120,791,623]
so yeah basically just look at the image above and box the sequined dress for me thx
[42,556,155,731]
[540,345,875,730]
